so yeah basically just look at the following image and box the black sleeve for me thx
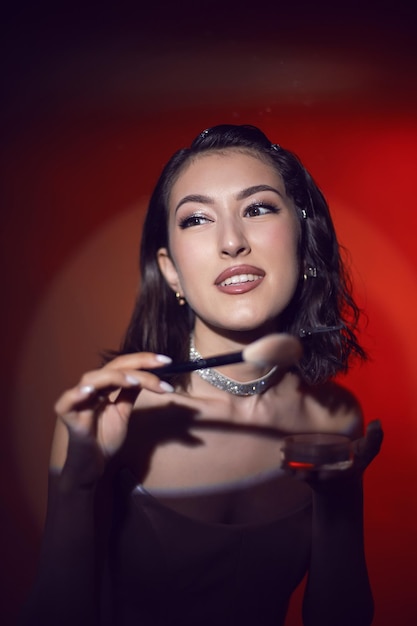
[18,435,109,626]
[302,479,374,626]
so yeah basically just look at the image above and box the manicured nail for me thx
[79,385,95,396]
[159,381,175,393]
[156,354,172,364]
[125,374,141,386]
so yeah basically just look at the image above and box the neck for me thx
[189,366,301,419]
[189,335,282,398]
[192,324,278,382]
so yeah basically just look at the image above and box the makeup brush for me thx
[146,333,303,377]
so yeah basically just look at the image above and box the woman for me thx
[21,124,383,626]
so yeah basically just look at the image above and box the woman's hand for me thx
[350,418,384,474]
[54,352,174,459]
[285,420,384,490]
[301,421,383,626]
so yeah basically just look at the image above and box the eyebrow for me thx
[174,184,284,213]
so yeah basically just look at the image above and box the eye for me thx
[178,213,212,229]
[244,202,280,217]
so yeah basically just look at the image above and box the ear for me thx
[157,248,182,293]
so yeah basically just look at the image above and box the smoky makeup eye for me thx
[178,213,213,229]
[244,202,281,217]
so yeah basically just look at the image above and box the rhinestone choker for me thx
[189,338,277,396]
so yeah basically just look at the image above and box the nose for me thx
[219,216,250,258]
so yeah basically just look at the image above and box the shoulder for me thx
[302,379,364,439]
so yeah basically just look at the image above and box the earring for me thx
[303,266,317,281]
[175,292,186,306]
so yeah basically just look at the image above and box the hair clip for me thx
[199,128,210,138]
[301,208,308,220]
[270,143,280,151]
[298,325,343,338]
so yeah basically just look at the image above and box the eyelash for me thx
[244,202,280,217]
[178,202,280,229]
[178,214,212,229]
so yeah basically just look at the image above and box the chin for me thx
[215,317,279,337]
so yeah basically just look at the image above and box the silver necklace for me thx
[189,338,277,396]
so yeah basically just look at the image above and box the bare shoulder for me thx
[302,379,364,439]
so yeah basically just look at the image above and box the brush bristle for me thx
[242,334,302,368]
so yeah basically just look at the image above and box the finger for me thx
[110,386,140,423]
[101,352,172,371]
[365,420,384,459]
[57,364,176,414]
[366,419,384,439]
[113,374,175,421]
[54,371,134,416]
[283,466,311,482]
[352,420,383,468]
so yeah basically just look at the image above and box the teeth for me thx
[220,274,262,287]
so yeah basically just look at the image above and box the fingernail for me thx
[125,374,141,386]
[79,385,95,395]
[159,381,175,393]
[156,354,172,364]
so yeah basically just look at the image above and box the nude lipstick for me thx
[215,265,265,294]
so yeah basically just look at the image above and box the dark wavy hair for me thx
[115,124,366,386]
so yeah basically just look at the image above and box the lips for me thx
[220,273,261,286]
[215,265,265,294]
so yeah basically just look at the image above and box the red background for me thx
[1,3,416,624]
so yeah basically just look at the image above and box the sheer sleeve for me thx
[18,435,109,626]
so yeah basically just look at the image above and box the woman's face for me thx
[158,149,301,338]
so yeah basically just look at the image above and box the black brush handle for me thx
[145,351,243,377]
[145,326,341,377]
